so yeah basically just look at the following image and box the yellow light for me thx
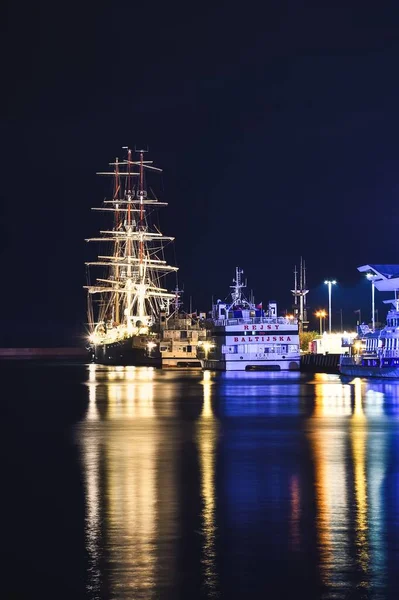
[354,341,362,353]
[203,369,211,381]
[315,310,327,318]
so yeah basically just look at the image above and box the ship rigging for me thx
[85,148,178,365]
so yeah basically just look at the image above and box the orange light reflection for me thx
[197,370,219,596]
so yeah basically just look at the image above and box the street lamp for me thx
[315,310,327,335]
[324,280,337,333]
[366,273,376,331]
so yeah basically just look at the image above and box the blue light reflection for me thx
[218,371,303,417]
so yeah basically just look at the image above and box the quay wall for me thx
[300,353,340,374]
[0,347,87,359]
[1,348,341,372]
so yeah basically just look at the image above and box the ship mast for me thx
[229,267,249,308]
[114,157,121,325]
[126,148,134,332]
[293,265,298,312]
[167,285,184,321]
[137,149,146,323]
[85,147,178,337]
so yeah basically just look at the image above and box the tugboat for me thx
[198,267,300,371]
[340,264,399,378]
[84,147,178,366]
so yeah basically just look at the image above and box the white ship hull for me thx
[162,357,202,368]
[202,357,300,371]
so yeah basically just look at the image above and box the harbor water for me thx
[2,361,399,599]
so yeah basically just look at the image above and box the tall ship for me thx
[160,288,206,368]
[198,267,300,371]
[340,264,399,378]
[85,148,178,366]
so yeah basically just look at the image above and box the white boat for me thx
[340,300,399,378]
[160,288,206,368]
[340,264,399,378]
[198,268,300,371]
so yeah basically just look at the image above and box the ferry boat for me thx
[84,147,178,366]
[160,288,206,368]
[340,264,399,378]
[198,268,300,371]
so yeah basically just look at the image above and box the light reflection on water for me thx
[197,371,219,597]
[308,375,390,598]
[79,366,181,599]
[76,366,399,599]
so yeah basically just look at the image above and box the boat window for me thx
[222,345,236,354]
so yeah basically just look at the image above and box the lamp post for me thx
[324,280,336,333]
[366,273,376,331]
[315,310,327,335]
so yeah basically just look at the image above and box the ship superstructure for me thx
[198,267,300,371]
[85,148,177,365]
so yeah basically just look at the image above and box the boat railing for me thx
[382,349,399,358]
[164,323,203,331]
[213,316,296,327]
[340,355,362,366]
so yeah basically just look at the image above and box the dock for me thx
[300,353,340,374]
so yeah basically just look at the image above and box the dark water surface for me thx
[2,362,399,599]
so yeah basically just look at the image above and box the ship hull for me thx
[202,358,300,371]
[90,336,161,367]
[162,357,202,368]
[340,364,399,378]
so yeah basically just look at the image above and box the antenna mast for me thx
[291,257,309,333]
[230,267,247,307]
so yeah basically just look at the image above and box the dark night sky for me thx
[2,1,399,345]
